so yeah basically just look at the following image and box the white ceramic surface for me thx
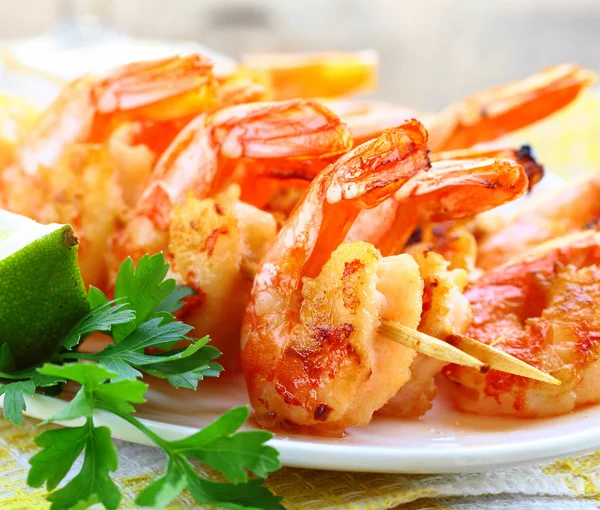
[9,172,590,475]
[13,374,600,474]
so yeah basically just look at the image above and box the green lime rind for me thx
[0,224,89,368]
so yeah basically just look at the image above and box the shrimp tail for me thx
[92,54,218,116]
[327,120,430,208]
[429,64,597,151]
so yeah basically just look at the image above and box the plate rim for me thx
[7,390,600,474]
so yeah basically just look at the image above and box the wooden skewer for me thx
[446,333,561,386]
[380,320,560,386]
[379,320,484,369]
[242,263,560,385]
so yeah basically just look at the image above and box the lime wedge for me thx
[0,210,89,368]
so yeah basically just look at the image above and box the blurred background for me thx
[0,0,599,110]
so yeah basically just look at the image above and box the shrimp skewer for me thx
[380,249,474,417]
[381,246,559,419]
[241,121,430,434]
[445,230,600,417]
[240,120,547,428]
[344,150,533,418]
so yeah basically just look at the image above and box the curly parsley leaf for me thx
[32,363,281,510]
[28,363,146,509]
[29,421,121,510]
[62,318,223,386]
[112,254,177,342]
[0,380,35,426]
[61,299,135,350]
[153,284,195,315]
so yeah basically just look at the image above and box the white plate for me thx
[12,172,594,475]
[14,374,600,474]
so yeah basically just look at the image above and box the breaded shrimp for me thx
[477,174,600,270]
[445,230,600,417]
[241,121,431,434]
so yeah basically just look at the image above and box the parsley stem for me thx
[98,404,170,450]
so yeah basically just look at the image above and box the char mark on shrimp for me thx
[314,323,355,345]
[314,403,333,421]
[584,218,600,231]
[201,227,229,257]
[406,226,422,245]
[343,259,364,278]
[275,382,302,406]
[214,202,225,215]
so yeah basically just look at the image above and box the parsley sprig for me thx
[0,254,283,510]
[60,255,221,388]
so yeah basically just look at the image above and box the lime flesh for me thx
[0,211,89,368]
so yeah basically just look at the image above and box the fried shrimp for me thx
[327,64,595,151]
[12,55,217,179]
[477,174,600,270]
[106,99,351,369]
[109,99,352,274]
[427,64,596,151]
[344,150,529,418]
[445,230,600,417]
[241,121,431,434]
[169,185,277,371]
[1,55,219,289]
[346,157,528,257]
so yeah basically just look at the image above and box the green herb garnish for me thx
[0,253,282,509]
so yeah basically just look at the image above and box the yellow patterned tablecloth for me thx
[2,417,600,510]
[1,94,600,510]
